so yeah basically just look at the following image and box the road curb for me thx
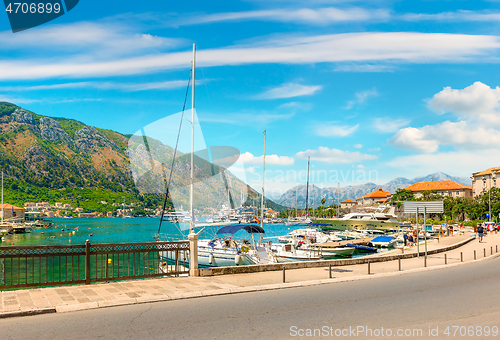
[0,307,56,319]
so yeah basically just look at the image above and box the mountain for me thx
[0,102,285,212]
[276,172,473,208]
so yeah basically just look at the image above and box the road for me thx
[2,257,500,340]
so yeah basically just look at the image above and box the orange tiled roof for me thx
[265,209,277,213]
[472,166,500,177]
[341,199,356,203]
[0,204,24,210]
[405,180,472,192]
[359,188,391,199]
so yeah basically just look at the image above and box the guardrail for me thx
[0,241,190,289]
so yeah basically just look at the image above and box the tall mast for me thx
[305,157,310,219]
[312,184,315,219]
[190,42,196,234]
[295,189,298,219]
[260,130,266,230]
[337,182,340,217]
[1,171,3,225]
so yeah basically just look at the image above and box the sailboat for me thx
[158,43,266,268]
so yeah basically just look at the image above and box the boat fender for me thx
[209,254,214,265]
[235,254,242,265]
[241,245,249,253]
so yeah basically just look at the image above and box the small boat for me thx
[271,243,323,263]
[369,236,396,248]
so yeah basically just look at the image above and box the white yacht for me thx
[320,206,400,230]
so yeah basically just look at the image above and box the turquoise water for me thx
[1,218,309,247]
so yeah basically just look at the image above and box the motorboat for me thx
[369,236,396,248]
[318,206,400,230]
[277,228,340,244]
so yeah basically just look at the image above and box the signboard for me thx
[403,201,444,214]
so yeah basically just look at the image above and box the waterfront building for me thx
[357,188,392,207]
[0,203,25,220]
[107,211,113,217]
[36,202,50,208]
[78,212,97,218]
[55,202,63,208]
[471,166,500,197]
[74,207,84,213]
[341,199,357,209]
[405,180,472,199]
[264,209,278,218]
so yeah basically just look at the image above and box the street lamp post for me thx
[489,188,491,222]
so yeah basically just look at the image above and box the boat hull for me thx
[160,247,258,268]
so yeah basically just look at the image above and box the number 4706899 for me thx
[443,326,498,337]
[5,2,61,14]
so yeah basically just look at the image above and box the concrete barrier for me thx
[204,237,475,276]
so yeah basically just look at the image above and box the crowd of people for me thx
[402,221,499,247]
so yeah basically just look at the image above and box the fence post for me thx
[175,249,179,277]
[461,252,463,262]
[484,248,486,258]
[424,256,427,267]
[474,250,476,260]
[329,263,332,279]
[444,254,447,265]
[105,254,109,281]
[398,258,402,271]
[368,262,371,275]
[283,266,286,283]
[85,240,91,285]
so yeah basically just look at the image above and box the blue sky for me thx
[1,0,500,199]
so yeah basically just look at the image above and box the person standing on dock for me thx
[408,232,414,247]
[477,224,484,243]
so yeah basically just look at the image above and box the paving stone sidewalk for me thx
[1,229,498,319]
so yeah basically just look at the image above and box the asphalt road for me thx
[2,258,500,340]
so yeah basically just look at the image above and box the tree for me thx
[391,189,415,203]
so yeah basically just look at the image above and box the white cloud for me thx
[390,82,500,153]
[315,123,359,137]
[333,63,396,72]
[428,81,500,126]
[389,120,500,153]
[345,88,378,109]
[0,32,498,80]
[240,152,295,165]
[0,22,185,57]
[0,80,191,92]
[373,117,410,133]
[278,102,313,111]
[354,144,363,148]
[400,10,500,23]
[295,146,377,163]
[176,7,390,26]
[256,83,322,99]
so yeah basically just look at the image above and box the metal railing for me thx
[0,241,190,289]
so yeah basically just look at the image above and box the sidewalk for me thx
[1,230,499,319]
